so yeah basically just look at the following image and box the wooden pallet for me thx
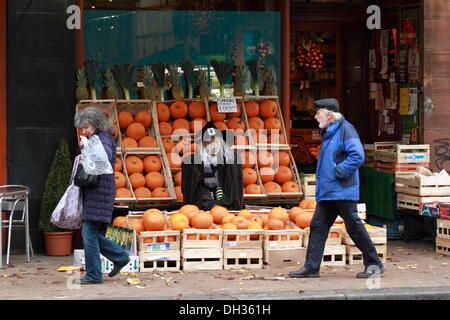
[301,174,316,199]
[374,143,430,163]
[263,221,304,250]
[397,193,450,211]
[181,248,223,271]
[395,175,450,196]
[322,245,346,266]
[303,226,344,248]
[346,244,387,265]
[222,229,264,249]
[436,237,450,256]
[181,227,223,249]
[223,248,263,269]
[437,219,450,240]
[339,224,387,245]
[139,250,180,272]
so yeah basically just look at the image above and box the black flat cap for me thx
[194,121,234,147]
[313,98,339,112]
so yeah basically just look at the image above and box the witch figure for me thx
[181,121,244,211]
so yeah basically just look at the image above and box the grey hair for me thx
[199,137,235,166]
[74,107,115,136]
[324,110,342,122]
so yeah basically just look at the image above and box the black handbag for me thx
[74,162,98,187]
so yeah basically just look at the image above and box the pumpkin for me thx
[145,171,164,190]
[174,185,183,201]
[158,121,173,136]
[128,218,145,235]
[116,188,132,198]
[282,181,300,193]
[179,204,200,223]
[243,168,258,186]
[252,130,268,144]
[156,103,170,122]
[289,206,304,221]
[209,206,227,224]
[213,121,228,131]
[191,211,214,229]
[143,209,165,231]
[170,101,188,119]
[129,172,146,189]
[134,110,152,128]
[273,151,290,167]
[234,134,249,146]
[122,137,138,148]
[245,184,262,194]
[267,218,284,230]
[174,170,182,186]
[221,213,236,225]
[190,118,206,133]
[209,103,226,121]
[112,216,127,228]
[227,117,246,132]
[257,150,274,167]
[134,187,152,199]
[227,103,242,118]
[172,118,190,135]
[244,101,259,117]
[126,122,146,141]
[274,166,293,185]
[259,167,275,183]
[173,138,193,155]
[264,117,281,132]
[240,151,256,168]
[231,216,249,229]
[170,213,190,230]
[248,117,265,131]
[295,211,315,229]
[188,101,206,118]
[162,138,175,153]
[222,222,237,240]
[299,199,317,210]
[126,156,144,174]
[143,155,162,173]
[118,111,134,129]
[114,172,126,189]
[259,99,278,118]
[114,157,123,172]
[269,207,289,223]
[237,209,252,220]
[167,152,182,168]
[152,187,170,198]
[138,136,157,148]
[264,181,282,193]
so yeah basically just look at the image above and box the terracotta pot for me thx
[43,231,74,256]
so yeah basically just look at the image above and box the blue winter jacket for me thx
[81,129,116,224]
[315,116,365,201]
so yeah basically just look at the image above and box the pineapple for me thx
[84,60,99,100]
[76,66,89,101]
[210,59,234,97]
[247,59,262,96]
[196,69,211,100]
[167,64,185,99]
[103,68,118,100]
[111,63,135,100]
[142,65,159,100]
[263,65,278,96]
[233,65,249,97]
[151,62,167,101]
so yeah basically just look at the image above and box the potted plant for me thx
[39,139,74,256]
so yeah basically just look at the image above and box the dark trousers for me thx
[304,200,383,273]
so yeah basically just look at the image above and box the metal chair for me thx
[0,185,34,268]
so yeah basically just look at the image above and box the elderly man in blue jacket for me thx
[289,98,384,279]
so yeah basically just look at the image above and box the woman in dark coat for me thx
[74,107,129,284]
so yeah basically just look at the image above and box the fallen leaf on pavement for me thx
[127,278,141,285]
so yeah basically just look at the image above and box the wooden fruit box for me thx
[374,160,430,175]
[395,175,450,196]
[114,153,137,205]
[436,237,450,256]
[301,173,316,199]
[338,223,387,245]
[75,100,122,154]
[397,193,450,211]
[321,245,346,266]
[263,221,304,250]
[303,226,344,247]
[437,219,450,240]
[242,96,290,150]
[223,248,263,269]
[138,230,181,253]
[240,148,268,201]
[223,229,264,249]
[122,151,176,206]
[181,247,223,271]
[140,250,181,272]
[374,143,430,164]
[181,225,223,249]
[346,244,387,265]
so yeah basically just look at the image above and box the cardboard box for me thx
[264,248,306,268]
[73,249,139,273]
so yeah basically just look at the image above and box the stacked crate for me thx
[181,226,224,271]
[223,228,264,270]
[303,226,346,266]
[436,219,450,256]
[301,173,316,200]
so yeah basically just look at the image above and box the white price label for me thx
[217,97,238,113]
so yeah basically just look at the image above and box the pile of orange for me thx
[118,110,156,149]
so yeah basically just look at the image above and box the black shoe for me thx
[108,256,130,278]
[288,267,320,278]
[75,277,103,285]
[356,265,385,278]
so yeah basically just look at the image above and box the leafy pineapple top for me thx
[103,68,116,88]
[167,64,182,87]
[76,66,87,87]
[142,65,154,87]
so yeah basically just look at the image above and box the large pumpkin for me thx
[264,181,282,193]
[240,151,256,168]
[210,206,228,224]
[114,157,123,172]
[156,103,170,122]
[227,117,246,132]
[268,207,289,223]
[138,136,158,148]
[129,172,146,189]
[295,211,315,229]
[170,213,190,230]
[145,171,164,190]
[152,187,170,198]
[179,204,200,223]
[143,155,162,173]
[134,187,152,199]
[191,211,214,229]
[172,118,190,135]
[288,206,304,222]
[118,111,134,129]
[112,216,127,228]
[188,101,206,118]
[243,168,258,186]
[244,101,259,117]
[282,181,301,193]
[134,110,152,128]
[126,156,144,174]
[259,167,275,183]
[299,198,317,210]
[170,101,188,119]
[159,121,173,136]
[127,218,145,235]
[257,150,274,167]
[143,209,166,231]
[126,122,147,141]
[274,166,293,185]
[248,117,265,132]
[259,99,278,118]
[209,103,226,121]
[114,172,126,189]
[245,184,262,194]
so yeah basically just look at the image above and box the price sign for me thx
[217,97,238,113]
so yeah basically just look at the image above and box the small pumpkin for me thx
[170,101,188,119]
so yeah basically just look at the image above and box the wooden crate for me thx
[240,148,267,201]
[181,248,223,271]
[437,219,450,240]
[181,226,223,249]
[339,224,387,245]
[263,221,304,250]
[138,230,181,253]
[397,193,450,211]
[140,250,180,272]
[346,244,387,265]
[303,226,344,247]
[374,143,430,164]
[395,175,450,196]
[322,245,346,266]
[436,237,450,256]
[223,229,264,249]
[123,151,176,205]
[374,161,430,175]
[301,173,316,198]
[114,153,137,205]
[116,100,161,154]
[263,247,306,268]
[223,248,263,269]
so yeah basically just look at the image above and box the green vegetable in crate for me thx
[111,63,136,100]
[103,68,118,100]
[210,59,234,97]
[180,58,196,99]
[75,66,89,101]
